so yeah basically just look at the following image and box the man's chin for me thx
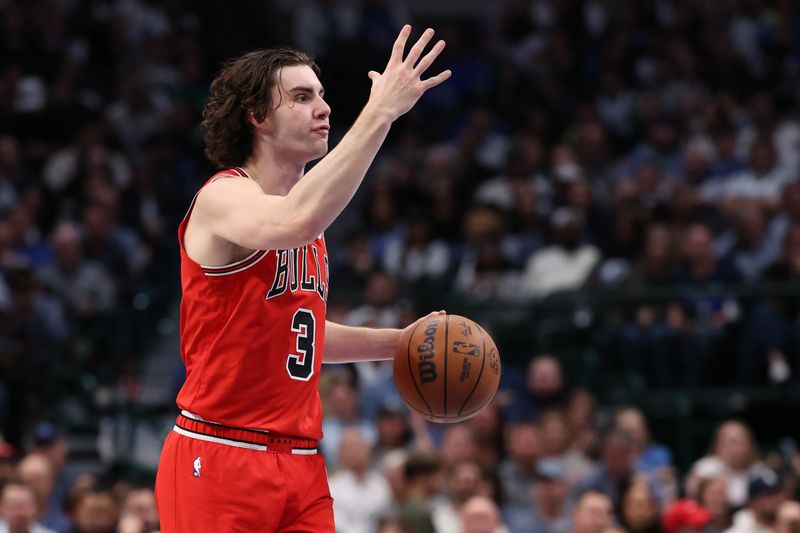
[308,145,329,162]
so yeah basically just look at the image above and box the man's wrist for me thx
[360,102,396,127]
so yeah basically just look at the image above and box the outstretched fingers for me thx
[388,25,412,67]
[404,28,435,67]
[413,40,446,76]
[421,69,452,91]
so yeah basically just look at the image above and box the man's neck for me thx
[244,145,306,196]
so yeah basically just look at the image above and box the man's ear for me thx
[249,110,273,134]
[247,110,261,128]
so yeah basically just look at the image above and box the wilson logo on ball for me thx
[417,319,440,384]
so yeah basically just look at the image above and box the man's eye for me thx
[296,95,307,102]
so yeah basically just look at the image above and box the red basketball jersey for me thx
[176,167,328,439]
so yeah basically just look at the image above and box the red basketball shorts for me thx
[155,412,334,533]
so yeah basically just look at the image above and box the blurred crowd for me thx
[0,0,798,531]
[320,353,800,533]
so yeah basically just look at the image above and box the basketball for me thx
[394,314,501,423]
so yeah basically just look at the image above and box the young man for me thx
[154,25,450,533]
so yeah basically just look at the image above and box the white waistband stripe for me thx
[172,425,318,455]
[173,425,267,451]
[180,410,218,423]
[291,448,318,455]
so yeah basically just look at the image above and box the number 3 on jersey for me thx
[287,308,315,381]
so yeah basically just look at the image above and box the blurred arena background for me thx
[0,0,799,532]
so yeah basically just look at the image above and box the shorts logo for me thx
[193,457,202,477]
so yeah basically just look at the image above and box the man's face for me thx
[1,485,37,530]
[573,493,613,533]
[260,65,330,163]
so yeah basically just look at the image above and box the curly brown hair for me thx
[202,48,320,168]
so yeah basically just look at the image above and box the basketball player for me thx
[154,25,451,532]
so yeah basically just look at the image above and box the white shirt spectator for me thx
[521,245,600,298]
[383,237,450,282]
[720,165,795,202]
[329,468,392,533]
[724,508,772,533]
[689,456,771,508]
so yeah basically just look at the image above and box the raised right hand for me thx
[365,25,451,122]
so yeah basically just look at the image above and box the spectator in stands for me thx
[6,205,51,269]
[571,491,613,533]
[371,399,413,467]
[440,425,478,471]
[626,224,679,287]
[566,389,601,458]
[539,409,592,485]
[41,124,133,219]
[30,423,73,533]
[521,207,600,298]
[320,370,376,469]
[686,420,771,507]
[105,77,172,165]
[619,480,660,533]
[674,223,740,285]
[363,181,402,263]
[346,270,402,329]
[572,429,638,513]
[775,500,800,533]
[696,475,732,533]
[719,137,794,213]
[329,429,392,533]
[455,206,519,299]
[36,222,116,320]
[397,453,442,533]
[0,482,56,533]
[725,469,785,533]
[17,453,70,532]
[69,490,117,533]
[499,422,540,510]
[116,488,157,533]
[333,231,378,291]
[614,406,676,504]
[460,495,509,533]
[504,355,567,423]
[591,211,641,287]
[432,460,488,533]
[716,200,781,282]
[81,196,141,290]
[505,458,571,533]
[502,178,546,269]
[465,401,505,470]
[383,210,450,284]
[381,450,408,514]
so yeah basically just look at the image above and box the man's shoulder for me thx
[197,171,255,196]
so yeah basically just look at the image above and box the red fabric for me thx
[155,431,334,532]
[175,414,318,452]
[662,499,712,532]
[174,168,329,439]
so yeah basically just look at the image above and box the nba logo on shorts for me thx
[193,457,202,477]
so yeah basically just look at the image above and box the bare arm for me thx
[324,321,401,363]
[324,310,444,363]
[196,26,451,251]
